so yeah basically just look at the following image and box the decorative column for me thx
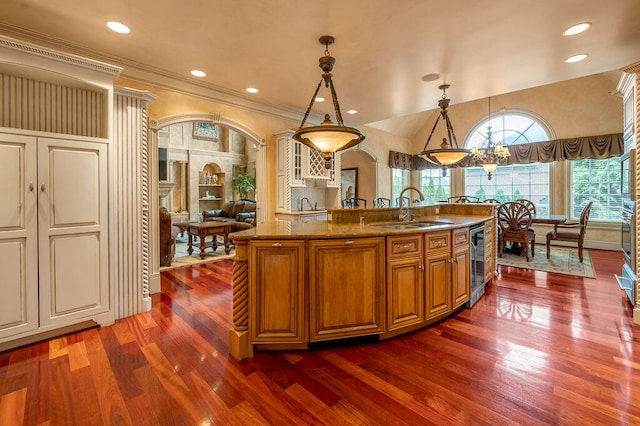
[229,239,253,359]
[113,87,158,317]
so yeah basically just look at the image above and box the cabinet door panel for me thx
[38,138,109,327]
[309,237,385,341]
[426,251,452,319]
[387,257,424,331]
[0,134,38,339]
[452,246,470,308]
[250,240,306,343]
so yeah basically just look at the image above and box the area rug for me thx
[160,236,235,271]
[497,246,594,278]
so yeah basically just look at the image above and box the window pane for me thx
[465,164,550,214]
[420,169,450,203]
[391,168,409,206]
[572,158,621,220]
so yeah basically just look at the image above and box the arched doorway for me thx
[148,113,265,292]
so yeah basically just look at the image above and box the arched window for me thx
[464,112,552,214]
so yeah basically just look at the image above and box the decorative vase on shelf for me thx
[213,174,219,184]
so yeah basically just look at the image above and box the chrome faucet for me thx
[300,197,314,212]
[398,186,425,222]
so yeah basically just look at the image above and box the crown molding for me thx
[0,24,320,125]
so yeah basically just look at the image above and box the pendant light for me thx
[293,36,365,168]
[418,84,471,176]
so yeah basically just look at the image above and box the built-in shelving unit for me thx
[199,163,225,212]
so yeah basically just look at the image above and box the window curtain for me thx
[390,133,624,170]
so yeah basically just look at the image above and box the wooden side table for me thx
[185,221,233,259]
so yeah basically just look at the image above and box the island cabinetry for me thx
[249,240,306,344]
[483,217,497,283]
[452,229,471,309]
[425,228,471,319]
[386,234,425,331]
[309,237,385,341]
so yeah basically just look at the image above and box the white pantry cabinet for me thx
[0,131,111,343]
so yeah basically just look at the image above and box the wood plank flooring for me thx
[1,249,639,425]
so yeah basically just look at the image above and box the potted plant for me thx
[232,172,255,200]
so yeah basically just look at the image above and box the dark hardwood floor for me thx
[1,249,639,425]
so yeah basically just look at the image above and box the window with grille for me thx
[571,157,622,220]
[391,168,409,206]
[420,168,450,204]
[464,112,551,213]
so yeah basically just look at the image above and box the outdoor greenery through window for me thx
[464,112,551,214]
[420,168,450,204]
[572,158,622,220]
[391,168,409,206]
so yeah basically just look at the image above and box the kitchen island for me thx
[228,205,496,360]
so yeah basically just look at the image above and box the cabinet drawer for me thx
[453,228,469,248]
[387,234,423,259]
[426,231,450,252]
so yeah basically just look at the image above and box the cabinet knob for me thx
[345,240,354,245]
[29,183,34,192]
[41,183,46,192]
[271,243,283,248]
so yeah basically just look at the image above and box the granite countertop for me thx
[230,214,491,240]
[275,210,328,215]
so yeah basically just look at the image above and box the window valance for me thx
[389,133,624,170]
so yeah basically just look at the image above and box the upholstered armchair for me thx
[159,207,179,266]
[546,201,593,262]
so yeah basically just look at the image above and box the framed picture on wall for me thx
[341,168,358,200]
[193,122,219,140]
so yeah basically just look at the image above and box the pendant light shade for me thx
[293,36,365,168]
[418,84,471,175]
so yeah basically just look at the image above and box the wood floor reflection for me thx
[1,249,638,425]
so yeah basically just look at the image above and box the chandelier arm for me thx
[422,114,442,151]
[297,78,325,130]
[327,79,344,126]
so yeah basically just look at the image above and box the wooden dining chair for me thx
[373,197,391,208]
[497,201,535,261]
[546,200,593,262]
[516,199,537,252]
[448,195,480,203]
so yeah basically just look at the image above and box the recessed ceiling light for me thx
[107,21,130,34]
[347,110,357,115]
[190,70,206,77]
[246,87,259,93]
[315,97,325,102]
[421,73,441,82]
[563,22,591,36]
[565,53,588,63]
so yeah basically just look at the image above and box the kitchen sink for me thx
[371,219,453,230]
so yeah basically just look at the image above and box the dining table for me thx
[531,214,568,226]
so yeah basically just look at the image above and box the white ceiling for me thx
[2,0,640,136]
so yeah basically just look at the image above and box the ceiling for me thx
[2,0,640,136]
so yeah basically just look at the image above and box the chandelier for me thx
[470,97,510,180]
[418,84,471,176]
[293,36,365,168]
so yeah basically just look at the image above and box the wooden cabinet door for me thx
[0,133,38,340]
[250,240,306,343]
[386,234,424,331]
[387,256,424,331]
[38,137,110,328]
[452,228,470,309]
[452,245,470,309]
[309,237,385,341]
[425,250,452,319]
